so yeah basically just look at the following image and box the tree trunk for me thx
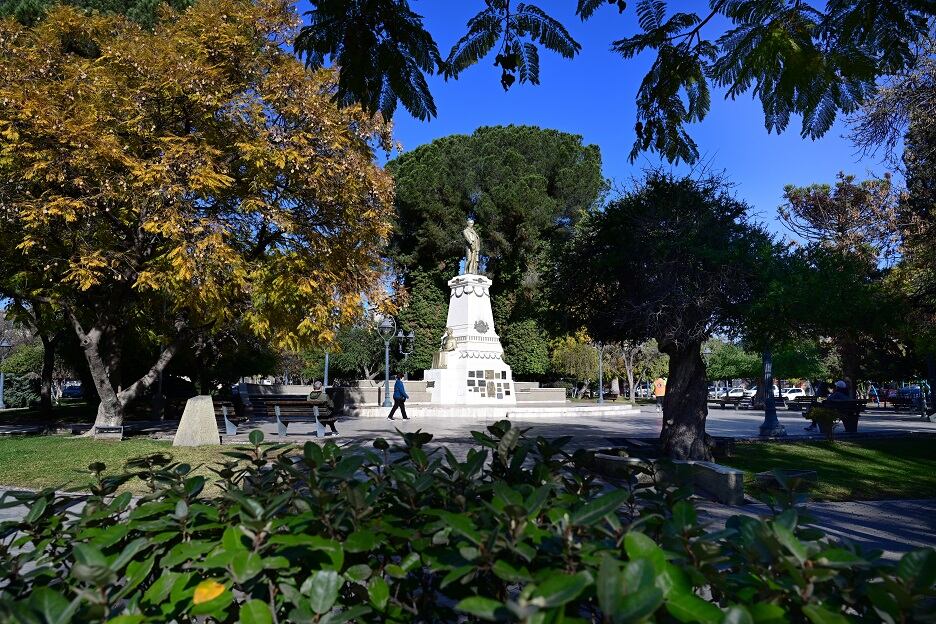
[659,341,712,460]
[67,311,179,429]
[38,332,55,417]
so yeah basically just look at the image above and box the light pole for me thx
[376,315,397,408]
[758,348,785,437]
[0,340,11,410]
[323,351,330,388]
[596,341,605,404]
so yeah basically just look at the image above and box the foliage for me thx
[1,373,40,408]
[2,424,936,623]
[0,0,395,427]
[501,318,550,376]
[779,172,901,263]
[705,340,760,380]
[294,0,936,163]
[549,329,597,381]
[0,343,42,376]
[396,269,448,374]
[444,0,581,91]
[293,0,441,121]
[304,325,385,382]
[560,170,775,458]
[388,125,604,375]
[0,0,192,27]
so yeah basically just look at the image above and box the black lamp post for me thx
[0,340,11,410]
[397,330,415,359]
[596,341,605,404]
[376,315,397,408]
[758,348,785,437]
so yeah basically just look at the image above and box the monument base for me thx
[347,403,640,420]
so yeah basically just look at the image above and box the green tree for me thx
[388,125,604,378]
[561,171,774,459]
[294,0,936,163]
[396,269,448,374]
[705,340,760,381]
[549,330,597,393]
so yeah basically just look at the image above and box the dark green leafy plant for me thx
[1,422,933,622]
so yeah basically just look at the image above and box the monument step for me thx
[345,403,640,419]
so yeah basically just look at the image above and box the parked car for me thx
[60,384,83,399]
[721,388,747,399]
[743,385,779,398]
[780,387,806,401]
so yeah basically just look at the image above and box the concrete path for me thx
[697,498,936,560]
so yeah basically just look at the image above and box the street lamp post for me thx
[376,316,397,408]
[0,340,11,410]
[758,348,786,437]
[397,330,415,360]
[323,351,330,388]
[596,341,604,404]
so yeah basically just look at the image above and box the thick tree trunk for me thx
[659,341,713,460]
[38,332,55,417]
[67,311,179,429]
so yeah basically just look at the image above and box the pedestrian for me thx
[827,380,850,401]
[387,373,410,420]
[868,384,880,407]
[653,376,666,412]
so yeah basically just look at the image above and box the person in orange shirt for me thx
[653,377,666,412]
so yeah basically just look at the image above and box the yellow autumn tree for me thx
[0,0,395,427]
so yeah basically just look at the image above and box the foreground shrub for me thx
[0,422,933,622]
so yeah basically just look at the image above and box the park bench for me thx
[786,396,816,411]
[214,401,246,437]
[253,391,344,437]
[804,398,868,433]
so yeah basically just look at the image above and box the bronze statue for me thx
[463,218,480,274]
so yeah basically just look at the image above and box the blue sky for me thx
[298,1,891,233]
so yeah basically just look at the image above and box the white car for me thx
[781,387,806,400]
[721,388,746,399]
[744,385,780,398]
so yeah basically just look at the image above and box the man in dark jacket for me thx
[387,373,410,420]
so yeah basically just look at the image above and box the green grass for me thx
[722,438,936,502]
[0,436,244,494]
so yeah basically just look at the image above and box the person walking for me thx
[387,373,410,420]
[653,377,666,412]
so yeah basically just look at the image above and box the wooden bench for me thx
[263,400,339,437]
[786,396,816,411]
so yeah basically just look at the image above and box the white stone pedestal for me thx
[173,395,220,446]
[423,274,516,405]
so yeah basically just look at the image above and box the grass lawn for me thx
[723,438,936,502]
[0,436,249,495]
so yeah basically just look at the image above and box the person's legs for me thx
[328,421,338,433]
[387,400,399,419]
[399,400,408,419]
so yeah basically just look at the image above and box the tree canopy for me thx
[0,0,395,426]
[560,170,776,458]
[294,0,936,164]
[387,125,603,377]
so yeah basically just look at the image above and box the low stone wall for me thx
[590,453,746,505]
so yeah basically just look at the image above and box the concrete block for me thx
[173,395,219,447]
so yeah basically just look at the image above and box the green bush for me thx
[0,372,40,409]
[0,343,42,376]
[0,423,933,623]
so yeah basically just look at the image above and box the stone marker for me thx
[173,395,219,447]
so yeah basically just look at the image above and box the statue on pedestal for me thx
[463,218,480,275]
[440,327,457,352]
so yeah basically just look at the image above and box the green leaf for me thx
[306,570,342,614]
[773,524,808,563]
[665,590,721,624]
[492,559,532,583]
[249,429,264,445]
[530,572,591,608]
[368,577,389,611]
[343,530,377,553]
[231,552,264,583]
[802,604,850,624]
[897,549,936,591]
[596,555,621,615]
[25,497,47,524]
[239,600,273,624]
[749,602,787,624]
[28,588,74,624]
[624,531,666,572]
[572,489,629,526]
[616,587,664,622]
[455,596,511,621]
[723,605,754,624]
